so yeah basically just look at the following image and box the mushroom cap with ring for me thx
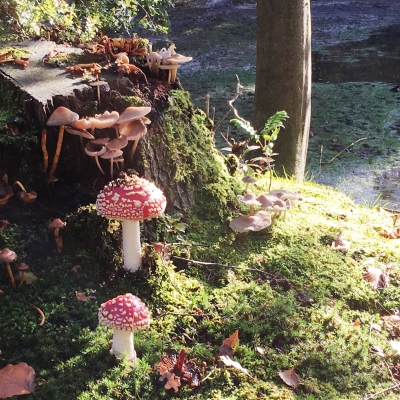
[96,173,166,221]
[98,293,150,331]
[47,107,79,126]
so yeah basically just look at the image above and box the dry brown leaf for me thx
[0,362,36,398]
[363,266,390,289]
[76,292,96,302]
[222,329,239,349]
[162,371,181,393]
[219,355,251,376]
[278,367,301,388]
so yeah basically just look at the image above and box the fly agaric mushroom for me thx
[46,106,79,180]
[96,172,167,271]
[0,248,17,288]
[48,218,66,252]
[98,293,150,362]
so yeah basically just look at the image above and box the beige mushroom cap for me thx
[48,218,66,230]
[47,107,79,127]
[229,211,272,233]
[65,126,95,139]
[237,193,262,207]
[100,149,123,159]
[0,248,17,262]
[119,119,147,140]
[106,136,128,151]
[117,107,151,125]
[91,111,120,130]
[71,117,93,130]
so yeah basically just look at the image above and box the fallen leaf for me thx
[0,362,36,398]
[331,232,351,252]
[222,329,239,349]
[76,292,96,302]
[390,341,400,355]
[370,323,381,332]
[22,272,37,285]
[255,346,265,355]
[162,371,181,393]
[71,265,81,272]
[371,345,385,357]
[363,266,390,289]
[278,367,301,388]
[219,355,251,376]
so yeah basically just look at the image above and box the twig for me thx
[227,75,247,124]
[172,256,280,280]
[30,304,45,326]
[201,368,216,382]
[316,137,367,178]
[155,312,212,319]
[364,382,400,400]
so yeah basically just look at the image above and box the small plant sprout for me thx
[98,293,150,363]
[224,76,288,191]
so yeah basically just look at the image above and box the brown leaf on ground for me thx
[76,292,96,301]
[379,227,400,239]
[278,367,301,388]
[363,266,390,289]
[161,371,181,393]
[331,232,351,252]
[219,355,251,376]
[0,362,36,398]
[222,329,239,349]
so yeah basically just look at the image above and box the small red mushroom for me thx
[96,172,166,271]
[98,293,150,363]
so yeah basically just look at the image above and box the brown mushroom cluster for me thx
[229,187,301,234]
[44,105,152,180]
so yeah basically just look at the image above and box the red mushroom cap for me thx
[96,173,166,220]
[98,293,150,331]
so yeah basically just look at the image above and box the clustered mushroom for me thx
[96,172,166,272]
[98,293,150,363]
[44,105,151,180]
[0,248,17,288]
[146,44,192,83]
[229,189,301,234]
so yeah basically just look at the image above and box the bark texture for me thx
[253,0,311,181]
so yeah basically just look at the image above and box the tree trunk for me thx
[252,0,311,181]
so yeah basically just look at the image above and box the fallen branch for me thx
[30,305,45,326]
[364,382,400,400]
[172,256,280,280]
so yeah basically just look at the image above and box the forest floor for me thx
[147,0,400,208]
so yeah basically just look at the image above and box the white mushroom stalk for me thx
[98,293,150,363]
[96,173,167,271]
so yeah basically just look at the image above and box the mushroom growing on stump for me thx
[46,106,79,180]
[98,293,150,363]
[96,173,167,272]
[0,248,17,288]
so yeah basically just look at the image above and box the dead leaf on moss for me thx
[218,329,239,357]
[161,371,181,393]
[0,362,36,398]
[76,292,96,301]
[331,232,351,252]
[255,346,265,355]
[363,266,390,289]
[379,227,400,239]
[278,367,301,388]
[219,355,251,376]
[371,345,385,357]
[21,272,37,285]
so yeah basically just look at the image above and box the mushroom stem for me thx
[110,157,114,178]
[6,262,16,288]
[95,156,106,176]
[54,228,63,252]
[41,129,49,172]
[122,219,142,271]
[17,271,25,288]
[13,181,26,192]
[111,328,137,362]
[128,139,139,167]
[48,125,65,179]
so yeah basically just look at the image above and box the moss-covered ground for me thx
[1,172,400,399]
